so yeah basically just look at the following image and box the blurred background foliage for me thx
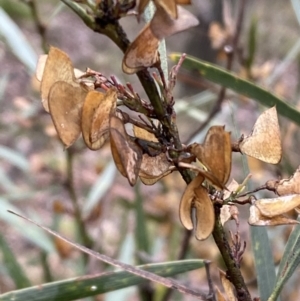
[0,0,300,300]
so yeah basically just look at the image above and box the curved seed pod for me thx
[239,106,282,164]
[194,186,215,241]
[179,174,204,230]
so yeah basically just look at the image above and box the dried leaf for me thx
[219,270,237,301]
[179,174,204,230]
[48,81,88,148]
[139,168,174,185]
[137,0,150,15]
[41,47,79,112]
[255,195,300,217]
[82,89,117,150]
[267,166,300,196]
[194,186,215,240]
[150,5,199,40]
[122,23,159,74]
[248,205,299,226]
[239,106,282,164]
[110,116,143,186]
[35,54,47,81]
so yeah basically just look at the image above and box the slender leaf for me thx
[169,53,300,126]
[268,218,300,301]
[0,145,29,171]
[0,233,31,289]
[251,227,276,301]
[0,260,206,301]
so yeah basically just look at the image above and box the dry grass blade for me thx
[194,186,215,241]
[7,211,207,300]
[48,81,88,148]
[110,116,143,186]
[239,106,282,164]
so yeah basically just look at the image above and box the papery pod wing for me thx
[41,47,78,112]
[139,168,174,186]
[150,5,199,40]
[248,205,299,226]
[122,24,159,74]
[154,0,177,19]
[215,286,227,301]
[194,186,215,240]
[82,88,117,150]
[255,194,300,217]
[133,125,158,142]
[219,270,237,301]
[110,116,143,186]
[239,106,282,164]
[202,125,232,185]
[48,81,87,148]
[179,174,205,231]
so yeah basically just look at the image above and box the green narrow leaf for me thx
[251,227,276,301]
[0,8,37,73]
[268,218,300,301]
[0,260,205,301]
[245,16,257,71]
[135,184,150,258]
[169,53,300,126]
[0,232,31,289]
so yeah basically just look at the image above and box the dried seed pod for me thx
[255,194,300,218]
[239,106,282,164]
[48,81,88,148]
[110,116,143,186]
[248,205,299,226]
[122,23,159,74]
[82,89,117,150]
[194,186,215,240]
[179,174,204,231]
[41,47,79,112]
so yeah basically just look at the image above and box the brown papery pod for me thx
[122,23,159,74]
[154,0,177,19]
[267,166,300,196]
[215,286,227,301]
[194,186,215,240]
[179,174,205,231]
[139,168,175,185]
[139,153,171,177]
[82,89,117,150]
[48,81,88,148]
[150,5,199,40]
[110,116,143,186]
[239,106,282,164]
[41,47,79,112]
[255,194,300,218]
[202,126,232,185]
[248,205,299,226]
[219,270,237,301]
[133,125,158,142]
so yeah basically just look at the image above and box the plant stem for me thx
[212,207,251,301]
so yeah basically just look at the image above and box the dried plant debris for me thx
[239,106,282,164]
